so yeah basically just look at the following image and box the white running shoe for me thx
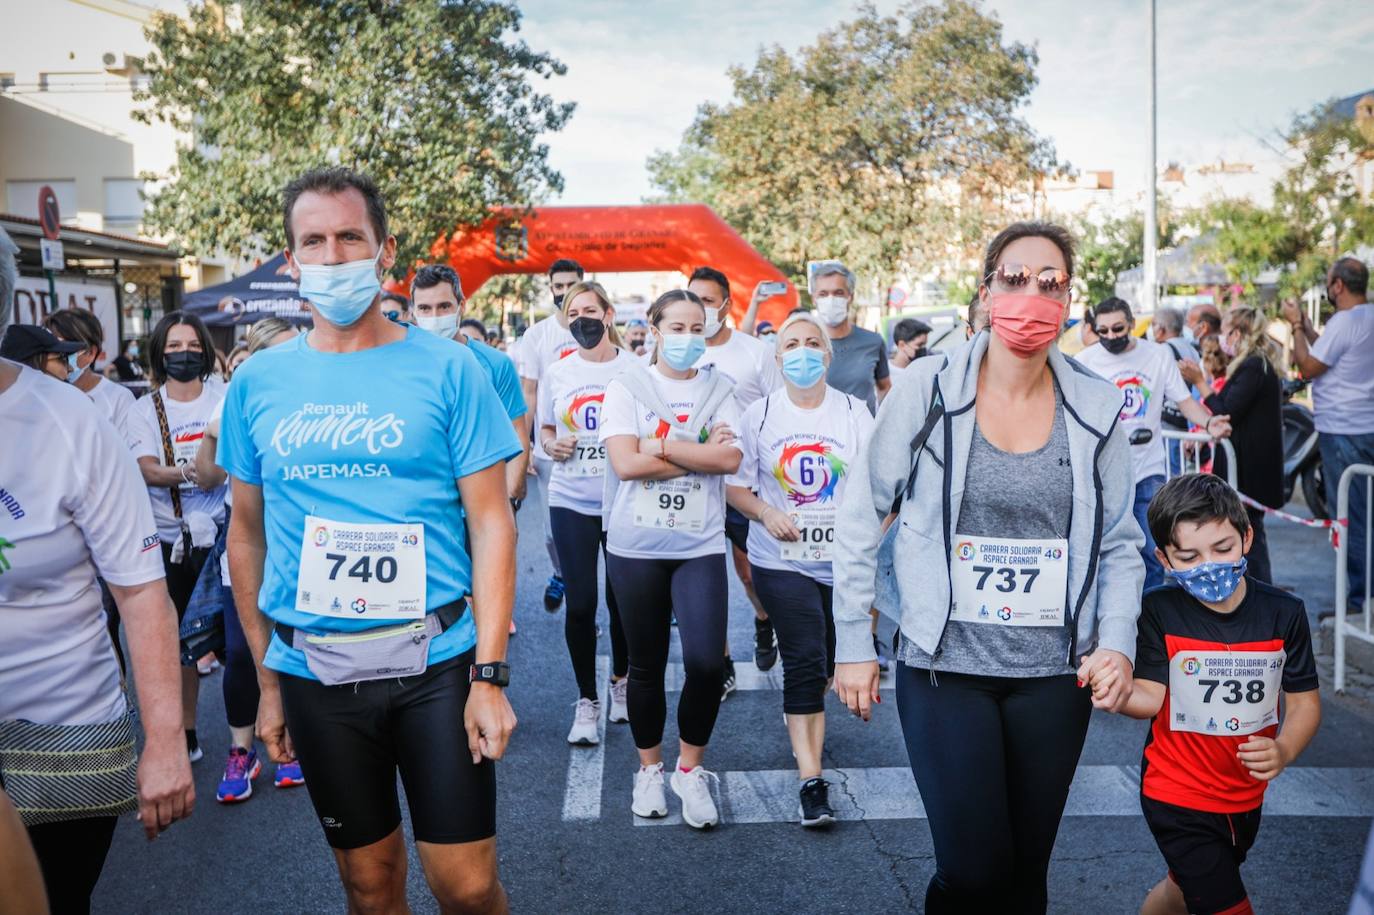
[608,678,629,724]
[670,765,720,829]
[566,698,601,746]
[632,763,668,818]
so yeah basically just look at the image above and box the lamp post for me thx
[1142,0,1159,314]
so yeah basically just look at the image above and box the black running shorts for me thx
[279,652,496,850]
[724,503,750,554]
[1141,794,1262,915]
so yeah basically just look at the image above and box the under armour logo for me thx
[1058,458,1070,466]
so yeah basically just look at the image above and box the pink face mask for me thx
[987,293,1065,357]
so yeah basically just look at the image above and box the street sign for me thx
[40,238,64,271]
[38,185,61,241]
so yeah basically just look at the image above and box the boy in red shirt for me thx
[1091,473,1321,915]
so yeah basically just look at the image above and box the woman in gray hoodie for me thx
[832,222,1144,914]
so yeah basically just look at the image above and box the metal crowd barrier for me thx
[1159,430,1238,490]
[1335,463,1374,693]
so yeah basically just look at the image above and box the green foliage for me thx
[134,0,573,268]
[646,0,1054,296]
[1202,98,1374,297]
[1072,201,1180,305]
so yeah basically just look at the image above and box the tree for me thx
[1203,97,1374,297]
[1072,201,1180,305]
[134,1,573,268]
[646,0,1054,296]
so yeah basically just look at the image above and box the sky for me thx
[516,0,1374,207]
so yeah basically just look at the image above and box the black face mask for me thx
[910,346,927,360]
[553,293,565,308]
[1326,284,1338,307]
[1100,334,1131,355]
[164,351,205,382]
[569,316,606,350]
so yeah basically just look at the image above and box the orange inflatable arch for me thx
[437,204,798,328]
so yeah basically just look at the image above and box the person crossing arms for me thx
[537,281,637,743]
[220,167,522,913]
[1095,473,1320,915]
[726,313,873,827]
[684,266,785,693]
[600,289,743,829]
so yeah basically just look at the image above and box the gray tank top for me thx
[900,384,1075,677]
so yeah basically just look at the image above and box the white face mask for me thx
[416,312,459,338]
[703,304,727,339]
[814,294,849,327]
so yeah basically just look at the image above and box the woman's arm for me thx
[137,454,193,488]
[1091,424,1147,662]
[606,435,689,481]
[194,426,227,490]
[726,484,800,541]
[654,436,742,476]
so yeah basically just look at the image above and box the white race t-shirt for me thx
[729,387,874,584]
[598,367,743,560]
[1075,338,1190,482]
[1311,303,1374,434]
[538,348,635,515]
[86,376,136,443]
[127,383,228,543]
[0,363,164,726]
[693,330,783,410]
[517,313,578,384]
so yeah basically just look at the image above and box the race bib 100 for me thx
[1168,649,1284,736]
[949,535,1068,627]
[295,516,426,620]
[779,506,835,562]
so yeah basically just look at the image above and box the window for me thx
[103,178,145,228]
[5,180,77,223]
[0,73,14,91]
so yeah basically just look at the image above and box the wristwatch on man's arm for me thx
[470,661,511,687]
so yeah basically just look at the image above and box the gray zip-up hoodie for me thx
[833,333,1145,667]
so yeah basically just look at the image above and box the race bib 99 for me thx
[633,477,706,532]
[295,516,427,620]
[949,535,1068,626]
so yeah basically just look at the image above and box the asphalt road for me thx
[94,484,1374,914]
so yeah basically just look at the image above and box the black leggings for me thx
[160,541,210,622]
[750,564,834,714]
[223,590,260,730]
[896,666,1092,915]
[606,552,727,749]
[27,815,118,914]
[549,507,629,699]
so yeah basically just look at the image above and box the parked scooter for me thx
[1282,378,1328,519]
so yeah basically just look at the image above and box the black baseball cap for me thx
[1,324,85,362]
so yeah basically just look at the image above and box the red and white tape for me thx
[1235,491,1347,548]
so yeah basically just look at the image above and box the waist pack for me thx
[275,599,466,686]
[0,706,139,826]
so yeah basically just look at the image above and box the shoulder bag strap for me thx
[151,390,183,519]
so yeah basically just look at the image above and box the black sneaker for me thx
[720,657,737,701]
[543,575,565,612]
[754,618,778,672]
[798,777,835,828]
[874,633,890,673]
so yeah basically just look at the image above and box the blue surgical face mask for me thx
[66,351,84,384]
[781,346,827,388]
[658,332,705,370]
[1167,557,1247,603]
[295,248,384,328]
[1181,324,1197,345]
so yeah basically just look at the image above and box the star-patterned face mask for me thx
[1167,557,1247,603]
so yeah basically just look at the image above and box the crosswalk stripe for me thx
[561,656,609,821]
[631,765,1374,826]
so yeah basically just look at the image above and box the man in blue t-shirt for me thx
[220,167,521,914]
[410,264,530,508]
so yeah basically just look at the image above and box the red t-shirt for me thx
[1135,579,1318,813]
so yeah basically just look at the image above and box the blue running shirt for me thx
[218,327,522,680]
[465,336,527,423]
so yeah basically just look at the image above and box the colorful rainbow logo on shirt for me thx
[1114,374,1152,421]
[772,441,846,506]
[562,392,604,432]
[654,415,709,443]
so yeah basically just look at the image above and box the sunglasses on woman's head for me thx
[985,264,1072,298]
